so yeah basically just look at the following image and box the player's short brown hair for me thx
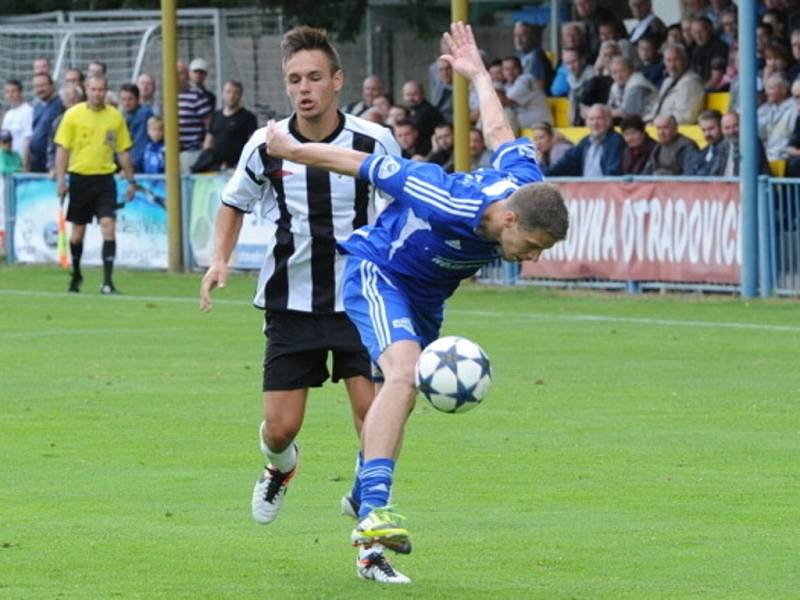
[281,26,341,74]
[508,183,569,241]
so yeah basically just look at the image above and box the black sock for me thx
[102,240,116,285]
[70,242,83,278]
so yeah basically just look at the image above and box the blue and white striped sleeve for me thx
[491,137,545,185]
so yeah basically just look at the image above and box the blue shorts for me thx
[343,256,443,363]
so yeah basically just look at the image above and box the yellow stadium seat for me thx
[645,125,708,149]
[769,159,787,177]
[557,126,591,144]
[547,97,570,128]
[545,50,556,68]
[704,92,730,113]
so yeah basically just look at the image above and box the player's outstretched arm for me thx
[440,21,514,150]
[265,120,368,177]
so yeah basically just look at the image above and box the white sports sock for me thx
[359,543,385,560]
[258,421,297,472]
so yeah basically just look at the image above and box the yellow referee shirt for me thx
[54,102,133,175]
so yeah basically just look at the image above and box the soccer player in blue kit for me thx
[265,22,569,583]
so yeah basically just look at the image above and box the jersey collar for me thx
[288,110,346,144]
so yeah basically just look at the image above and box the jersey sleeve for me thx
[221,130,270,213]
[490,137,544,185]
[115,111,133,153]
[53,108,74,150]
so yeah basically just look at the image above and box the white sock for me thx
[359,543,385,560]
[258,421,297,472]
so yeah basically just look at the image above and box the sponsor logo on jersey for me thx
[444,239,461,250]
[267,169,294,178]
[377,156,401,179]
[392,318,416,335]
[517,144,537,159]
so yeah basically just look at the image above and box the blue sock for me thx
[357,457,395,519]
[350,451,364,505]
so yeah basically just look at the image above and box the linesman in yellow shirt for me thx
[55,74,136,294]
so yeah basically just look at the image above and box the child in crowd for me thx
[0,130,23,174]
[142,116,165,174]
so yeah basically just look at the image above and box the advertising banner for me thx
[189,174,273,270]
[12,176,168,269]
[523,180,741,284]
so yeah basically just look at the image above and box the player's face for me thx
[284,49,343,122]
[499,223,556,263]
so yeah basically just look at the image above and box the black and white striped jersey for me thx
[222,111,401,313]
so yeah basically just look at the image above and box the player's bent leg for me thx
[356,543,411,584]
[351,507,411,554]
[252,389,307,525]
[341,374,374,518]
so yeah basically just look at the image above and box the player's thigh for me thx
[262,311,330,391]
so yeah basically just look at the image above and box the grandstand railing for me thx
[2,173,799,297]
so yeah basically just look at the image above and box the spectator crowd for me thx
[1,0,798,179]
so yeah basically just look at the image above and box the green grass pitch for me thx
[1,265,799,598]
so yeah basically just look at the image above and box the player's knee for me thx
[264,420,300,450]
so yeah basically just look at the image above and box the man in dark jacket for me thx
[545,103,625,176]
[644,114,697,175]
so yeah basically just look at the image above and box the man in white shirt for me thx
[2,79,33,159]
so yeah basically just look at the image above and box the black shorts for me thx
[262,310,371,391]
[66,173,118,224]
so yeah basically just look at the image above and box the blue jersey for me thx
[339,137,544,308]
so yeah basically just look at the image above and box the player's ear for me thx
[333,69,344,93]
[503,209,518,228]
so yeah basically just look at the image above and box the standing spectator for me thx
[33,57,51,77]
[0,130,23,174]
[620,115,656,174]
[198,25,405,585]
[136,73,159,115]
[645,44,705,124]
[530,122,573,169]
[401,80,443,155]
[63,68,84,88]
[431,59,454,123]
[550,22,589,97]
[198,80,257,171]
[393,119,425,159]
[386,104,409,129]
[688,16,729,87]
[513,21,554,90]
[561,48,595,125]
[2,80,33,160]
[468,127,492,169]
[546,103,625,176]
[28,73,64,172]
[177,60,213,172]
[643,115,698,175]
[686,109,727,175]
[87,60,106,77]
[501,55,553,128]
[608,56,656,123]
[46,83,84,176]
[119,83,153,173]
[370,94,392,122]
[189,58,216,109]
[54,74,135,295]
[344,75,385,117]
[636,35,666,88]
[142,116,165,175]
[720,111,769,176]
[628,0,667,46]
[758,73,796,161]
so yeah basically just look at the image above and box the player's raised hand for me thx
[200,261,228,312]
[440,22,485,81]
[265,119,297,160]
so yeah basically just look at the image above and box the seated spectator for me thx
[580,40,622,118]
[392,119,426,160]
[431,59,454,123]
[2,79,33,160]
[757,22,772,70]
[785,80,800,176]
[666,23,683,46]
[344,75,385,117]
[500,55,553,128]
[386,104,410,129]
[370,94,392,122]
[545,103,625,176]
[197,80,257,171]
[758,73,796,161]
[644,43,705,124]
[530,122,573,169]
[513,21,554,90]
[46,83,83,175]
[763,8,790,47]
[119,83,154,173]
[136,73,159,115]
[468,128,492,170]
[762,41,791,84]
[0,130,23,174]
[550,21,589,97]
[720,5,738,47]
[608,56,656,123]
[680,16,696,51]
[636,35,666,88]
[788,29,800,82]
[620,115,656,174]
[628,0,667,47]
[685,109,727,175]
[425,122,454,172]
[688,16,729,88]
[561,48,595,125]
[597,19,637,68]
[143,116,165,175]
[401,80,443,155]
[708,0,734,30]
[643,115,698,175]
[28,73,63,172]
[488,59,505,87]
[574,0,625,60]
[721,111,769,176]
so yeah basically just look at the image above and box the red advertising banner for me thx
[523,180,741,284]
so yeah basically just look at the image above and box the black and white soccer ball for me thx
[415,336,492,413]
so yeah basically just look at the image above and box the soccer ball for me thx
[415,336,492,413]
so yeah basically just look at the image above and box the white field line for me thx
[1,288,799,334]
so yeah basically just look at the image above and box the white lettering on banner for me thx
[688,201,702,265]
[602,202,616,260]
[722,202,737,265]
[621,200,635,262]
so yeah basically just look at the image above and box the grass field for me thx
[1,265,799,599]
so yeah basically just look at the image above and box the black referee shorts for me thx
[66,173,118,224]
[262,310,371,391]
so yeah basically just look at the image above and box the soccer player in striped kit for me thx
[263,22,569,583]
[199,26,405,583]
